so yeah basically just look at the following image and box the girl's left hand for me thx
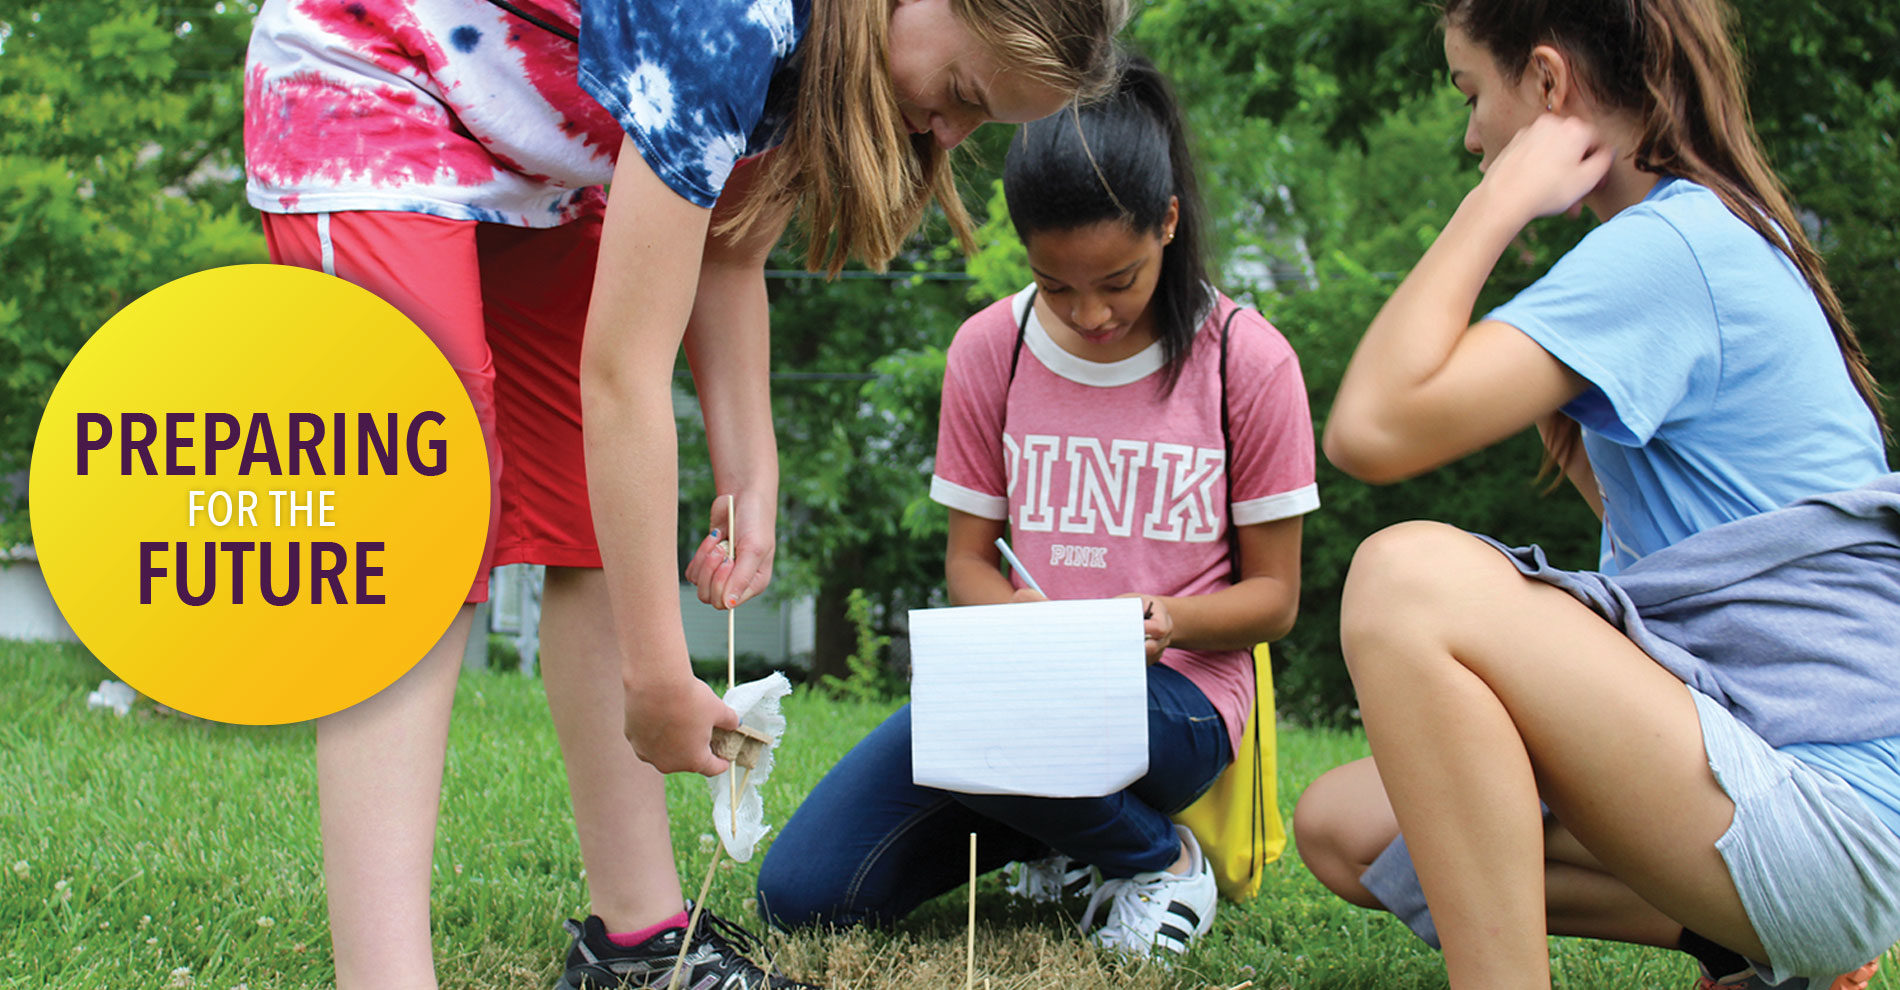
[683,491,777,610]
[1479,114,1617,223]
[1119,593,1173,663]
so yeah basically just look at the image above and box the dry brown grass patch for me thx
[763,924,1257,990]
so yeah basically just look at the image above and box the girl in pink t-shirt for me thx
[758,57,1317,959]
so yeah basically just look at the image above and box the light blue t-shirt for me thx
[579,0,809,208]
[1487,177,1887,575]
[1487,177,1895,837]
[1785,740,1900,838]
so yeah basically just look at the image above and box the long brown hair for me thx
[721,0,1127,275]
[1442,0,1889,477]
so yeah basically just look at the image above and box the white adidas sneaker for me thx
[1080,825,1217,958]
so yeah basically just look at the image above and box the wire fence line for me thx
[674,370,886,383]
[764,269,974,282]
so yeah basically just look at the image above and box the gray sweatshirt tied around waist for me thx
[1481,472,1900,748]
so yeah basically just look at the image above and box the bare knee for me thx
[1340,521,1497,672]
[1293,759,1401,911]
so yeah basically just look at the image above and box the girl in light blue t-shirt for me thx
[1294,0,1897,987]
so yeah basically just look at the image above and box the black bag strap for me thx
[1217,300,1268,886]
[1006,286,1036,390]
[1217,301,1244,580]
[999,286,1037,440]
[482,0,578,43]
[1251,645,1268,877]
[1218,301,1272,886]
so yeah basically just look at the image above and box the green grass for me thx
[2,640,1891,989]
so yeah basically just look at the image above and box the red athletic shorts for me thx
[261,210,605,603]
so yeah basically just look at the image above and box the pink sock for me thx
[607,909,689,948]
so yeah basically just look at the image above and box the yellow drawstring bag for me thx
[1172,644,1284,902]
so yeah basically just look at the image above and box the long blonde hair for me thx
[720,0,1128,275]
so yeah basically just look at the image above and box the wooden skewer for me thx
[672,495,751,990]
[726,493,739,834]
[966,832,977,990]
[666,843,725,990]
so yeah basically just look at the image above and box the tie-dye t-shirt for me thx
[244,0,804,226]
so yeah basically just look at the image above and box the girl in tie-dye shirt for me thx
[243,0,1124,986]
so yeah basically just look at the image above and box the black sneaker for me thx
[555,908,820,990]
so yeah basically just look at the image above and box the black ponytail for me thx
[1003,54,1213,395]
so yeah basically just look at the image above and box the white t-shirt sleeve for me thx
[930,305,1016,521]
[1224,310,1319,525]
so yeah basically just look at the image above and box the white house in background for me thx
[476,563,813,674]
[0,546,78,643]
[1,552,811,670]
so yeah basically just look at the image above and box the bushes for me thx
[2,1,265,544]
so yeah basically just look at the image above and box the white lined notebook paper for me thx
[910,597,1147,797]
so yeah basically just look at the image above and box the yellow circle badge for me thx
[30,265,489,724]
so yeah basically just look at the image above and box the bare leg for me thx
[1293,758,1403,911]
[1541,820,1684,947]
[539,566,684,931]
[1294,757,1683,947]
[1341,522,1761,990]
[318,606,471,990]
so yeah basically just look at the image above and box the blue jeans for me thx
[758,664,1230,930]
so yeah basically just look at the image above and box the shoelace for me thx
[686,901,766,958]
[1079,876,1154,946]
[688,906,820,989]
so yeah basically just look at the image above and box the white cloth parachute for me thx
[707,672,790,862]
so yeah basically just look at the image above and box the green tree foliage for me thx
[1735,0,1900,418]
[965,179,1031,301]
[820,587,902,702]
[2,2,264,545]
[677,250,973,683]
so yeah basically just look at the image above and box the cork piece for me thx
[710,724,773,769]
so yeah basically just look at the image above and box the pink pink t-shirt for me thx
[930,287,1319,756]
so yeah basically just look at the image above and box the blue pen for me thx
[992,537,1045,596]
